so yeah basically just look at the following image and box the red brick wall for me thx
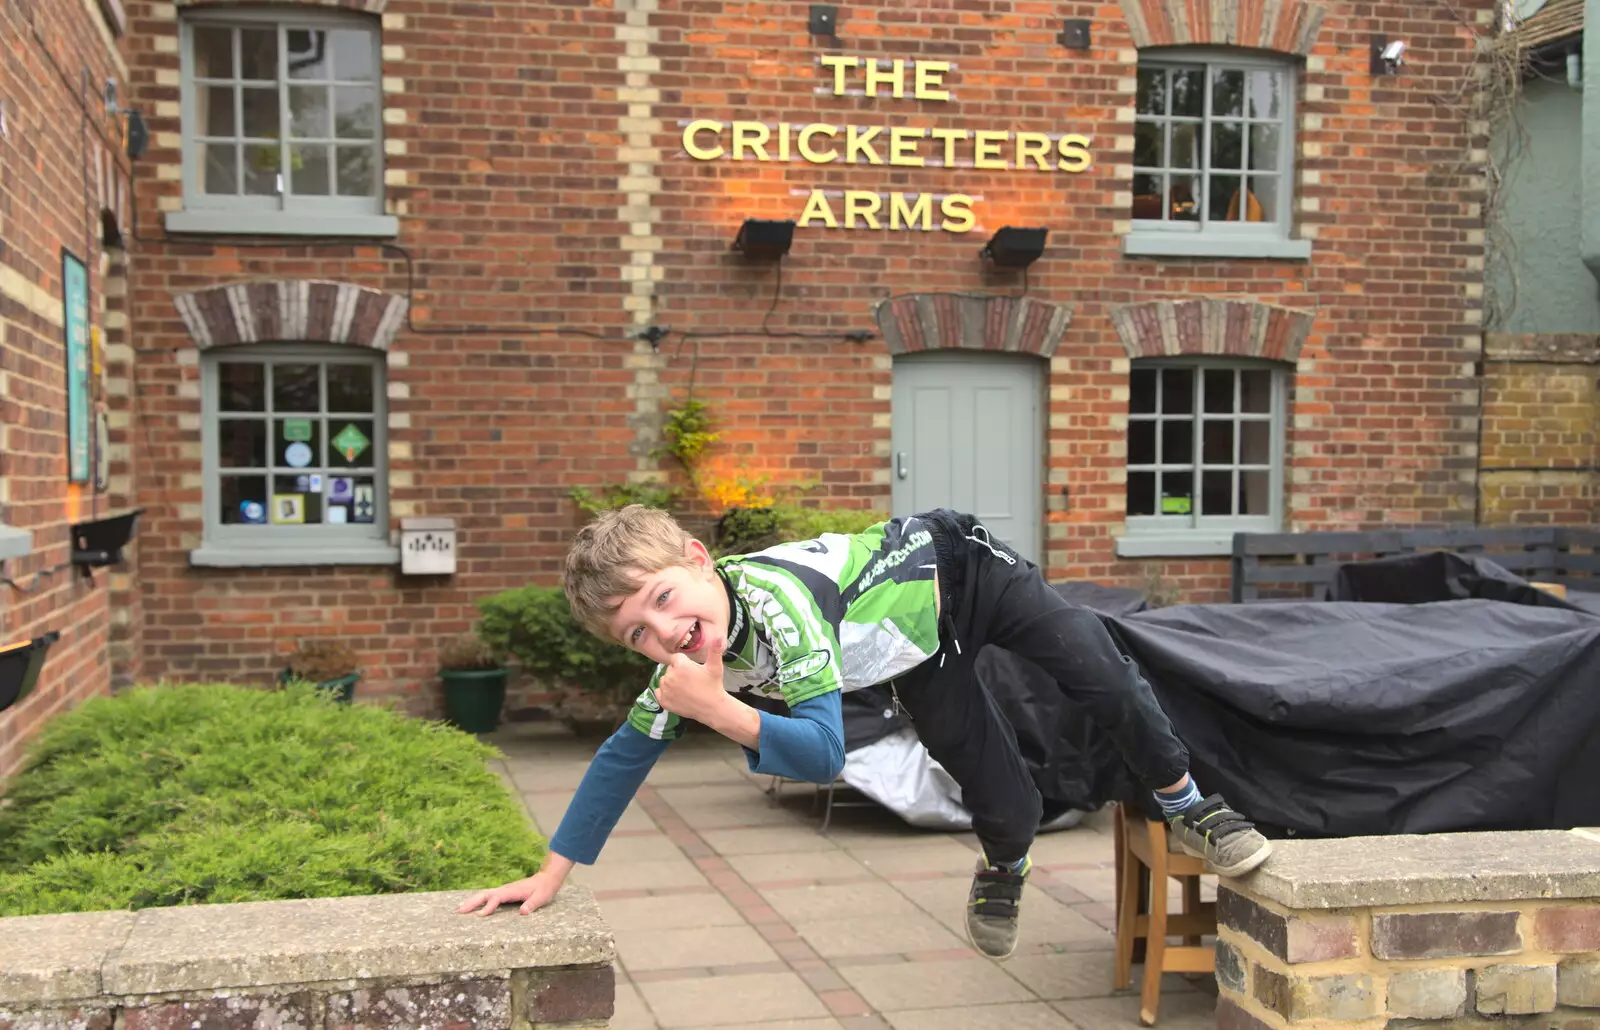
[641,0,1494,599]
[121,0,639,715]
[113,0,1497,714]
[0,0,129,778]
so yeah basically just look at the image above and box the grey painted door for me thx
[890,352,1044,565]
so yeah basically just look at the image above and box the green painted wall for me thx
[1492,74,1600,333]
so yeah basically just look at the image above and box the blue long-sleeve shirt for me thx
[553,518,946,865]
[548,691,845,865]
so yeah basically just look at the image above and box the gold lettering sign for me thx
[683,56,1093,233]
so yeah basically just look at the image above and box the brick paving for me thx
[490,723,1217,1030]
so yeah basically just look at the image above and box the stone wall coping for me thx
[1484,332,1600,363]
[0,887,612,1006]
[1227,829,1600,910]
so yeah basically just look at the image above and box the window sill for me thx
[164,210,400,238]
[190,543,400,568]
[0,524,33,562]
[1115,533,1240,558]
[1122,233,1313,261]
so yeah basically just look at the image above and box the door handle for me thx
[896,452,909,480]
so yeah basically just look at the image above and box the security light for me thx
[732,218,796,260]
[979,226,1048,269]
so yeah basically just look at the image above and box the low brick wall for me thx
[1216,829,1600,1029]
[0,887,614,1029]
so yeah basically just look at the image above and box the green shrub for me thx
[476,585,653,696]
[780,505,887,542]
[714,504,886,556]
[0,683,544,916]
[569,482,678,516]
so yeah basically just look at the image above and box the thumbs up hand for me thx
[655,637,728,724]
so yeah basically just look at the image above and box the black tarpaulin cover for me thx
[964,552,1600,839]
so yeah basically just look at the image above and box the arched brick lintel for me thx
[176,0,387,12]
[1120,0,1329,56]
[173,280,409,351]
[872,294,1075,358]
[1110,298,1315,362]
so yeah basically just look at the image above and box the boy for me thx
[458,506,1272,959]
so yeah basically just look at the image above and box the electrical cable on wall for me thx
[118,166,877,352]
[1,563,74,595]
[14,4,879,356]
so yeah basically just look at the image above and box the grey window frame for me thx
[1123,48,1311,261]
[192,343,398,568]
[169,8,398,238]
[1116,357,1287,558]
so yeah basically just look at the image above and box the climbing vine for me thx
[652,398,720,472]
[1426,0,1538,329]
[570,395,883,552]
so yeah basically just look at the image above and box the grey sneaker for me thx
[966,854,1030,960]
[1167,794,1274,878]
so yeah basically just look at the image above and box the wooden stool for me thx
[1112,802,1217,1026]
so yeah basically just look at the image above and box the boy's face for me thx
[605,538,730,667]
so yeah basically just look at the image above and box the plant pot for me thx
[441,667,508,734]
[315,673,360,704]
[279,669,360,704]
[555,688,634,739]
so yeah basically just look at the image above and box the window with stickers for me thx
[196,346,393,566]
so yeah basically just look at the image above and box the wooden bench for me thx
[1230,525,1600,603]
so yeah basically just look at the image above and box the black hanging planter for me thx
[70,508,144,573]
[0,631,61,713]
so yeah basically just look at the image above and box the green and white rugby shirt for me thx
[627,516,943,740]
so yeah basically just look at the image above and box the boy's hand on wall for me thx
[655,638,727,723]
[456,865,565,917]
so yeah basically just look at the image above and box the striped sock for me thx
[985,853,1031,875]
[1154,778,1202,818]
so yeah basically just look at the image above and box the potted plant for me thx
[280,639,361,703]
[477,585,651,737]
[438,631,509,734]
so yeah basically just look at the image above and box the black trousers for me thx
[892,509,1192,866]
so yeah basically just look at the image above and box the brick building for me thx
[4,0,1526,775]
[1,0,135,778]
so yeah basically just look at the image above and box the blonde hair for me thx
[564,504,695,638]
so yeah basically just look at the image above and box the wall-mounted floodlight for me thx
[732,218,796,260]
[980,226,1048,268]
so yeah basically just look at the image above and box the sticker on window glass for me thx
[332,423,370,462]
[352,484,375,523]
[1161,496,1192,515]
[329,477,354,503]
[272,494,306,524]
[284,441,313,468]
[308,474,323,493]
[283,418,313,442]
[326,505,348,524]
[240,500,266,524]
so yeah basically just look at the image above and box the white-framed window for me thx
[1123,50,1310,261]
[1117,359,1287,557]
[168,9,398,238]
[193,345,397,567]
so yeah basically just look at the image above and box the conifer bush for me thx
[0,682,544,916]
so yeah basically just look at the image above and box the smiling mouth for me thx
[679,621,703,654]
